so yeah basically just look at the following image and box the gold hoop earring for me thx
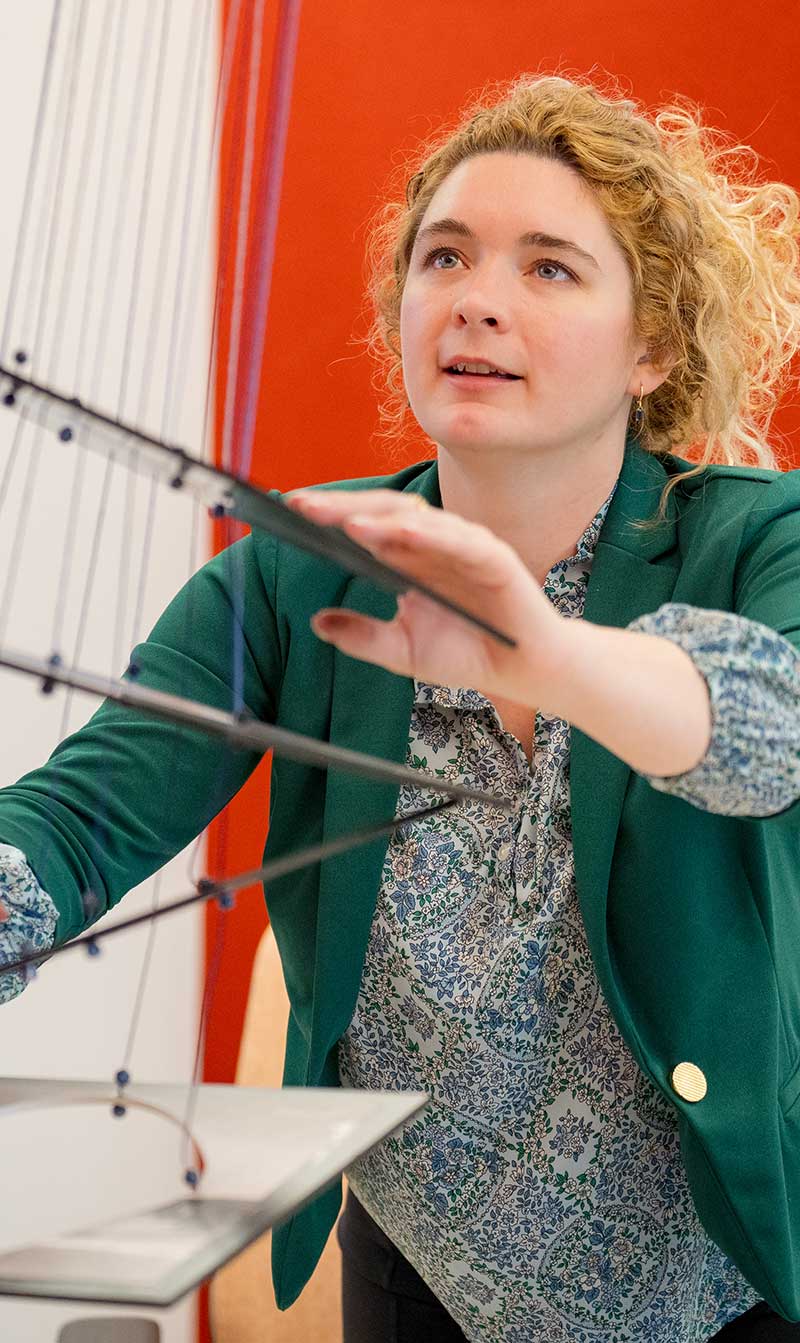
[632,384,645,435]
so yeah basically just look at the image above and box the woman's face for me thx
[400,151,656,463]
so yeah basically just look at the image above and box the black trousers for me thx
[337,1188,800,1342]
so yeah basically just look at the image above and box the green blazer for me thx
[1,437,799,1316]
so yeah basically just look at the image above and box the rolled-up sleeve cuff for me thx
[625,603,800,817]
[0,843,59,1003]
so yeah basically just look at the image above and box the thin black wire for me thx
[46,1,115,389]
[112,449,141,676]
[123,483,202,1083]
[42,5,116,664]
[128,474,159,657]
[236,0,303,484]
[166,0,228,452]
[116,0,172,420]
[118,870,163,1080]
[0,0,63,361]
[219,0,265,476]
[110,1,170,674]
[51,441,87,655]
[197,0,246,466]
[87,13,159,682]
[0,425,43,648]
[39,3,115,653]
[29,0,89,381]
[0,3,85,639]
[184,507,206,893]
[142,0,211,435]
[57,452,117,739]
[87,8,154,403]
[182,896,227,1179]
[72,0,128,393]
[4,6,78,374]
[0,413,30,550]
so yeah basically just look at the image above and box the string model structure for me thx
[0,0,515,1320]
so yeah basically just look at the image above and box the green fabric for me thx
[1,439,800,1316]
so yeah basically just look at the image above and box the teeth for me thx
[454,362,506,376]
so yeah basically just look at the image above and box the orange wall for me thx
[201,3,799,1330]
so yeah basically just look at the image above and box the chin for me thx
[423,406,517,446]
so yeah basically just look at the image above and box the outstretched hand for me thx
[286,488,573,709]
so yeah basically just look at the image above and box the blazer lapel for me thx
[570,442,683,1013]
[307,465,441,1077]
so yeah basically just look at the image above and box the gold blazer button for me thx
[671,1062,707,1102]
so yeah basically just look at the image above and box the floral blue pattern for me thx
[0,843,59,1003]
[338,475,800,1342]
[627,602,800,813]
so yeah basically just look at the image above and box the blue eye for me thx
[420,246,575,281]
[534,260,574,282]
[422,247,460,269]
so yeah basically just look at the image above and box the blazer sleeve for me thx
[0,527,283,951]
[625,472,800,818]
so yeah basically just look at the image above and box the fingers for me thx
[288,490,517,590]
[286,487,423,520]
[343,511,515,590]
[311,607,412,676]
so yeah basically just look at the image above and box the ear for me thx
[629,347,676,397]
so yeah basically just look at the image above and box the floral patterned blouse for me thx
[2,477,800,1341]
[337,475,800,1343]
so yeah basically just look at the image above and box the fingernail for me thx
[311,613,337,640]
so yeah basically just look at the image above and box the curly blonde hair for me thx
[363,68,800,527]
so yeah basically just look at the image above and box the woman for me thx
[1,72,800,1341]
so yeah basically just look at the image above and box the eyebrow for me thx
[414,216,601,272]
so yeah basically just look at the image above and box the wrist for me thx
[520,609,584,715]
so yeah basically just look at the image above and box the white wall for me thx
[0,2,219,1339]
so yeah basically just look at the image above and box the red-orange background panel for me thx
[200,3,799,1333]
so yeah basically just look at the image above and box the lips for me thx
[445,368,519,380]
[442,367,522,384]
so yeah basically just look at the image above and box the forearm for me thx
[539,618,713,779]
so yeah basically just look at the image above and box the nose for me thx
[450,256,513,331]
[451,283,511,331]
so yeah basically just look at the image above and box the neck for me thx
[435,434,627,587]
